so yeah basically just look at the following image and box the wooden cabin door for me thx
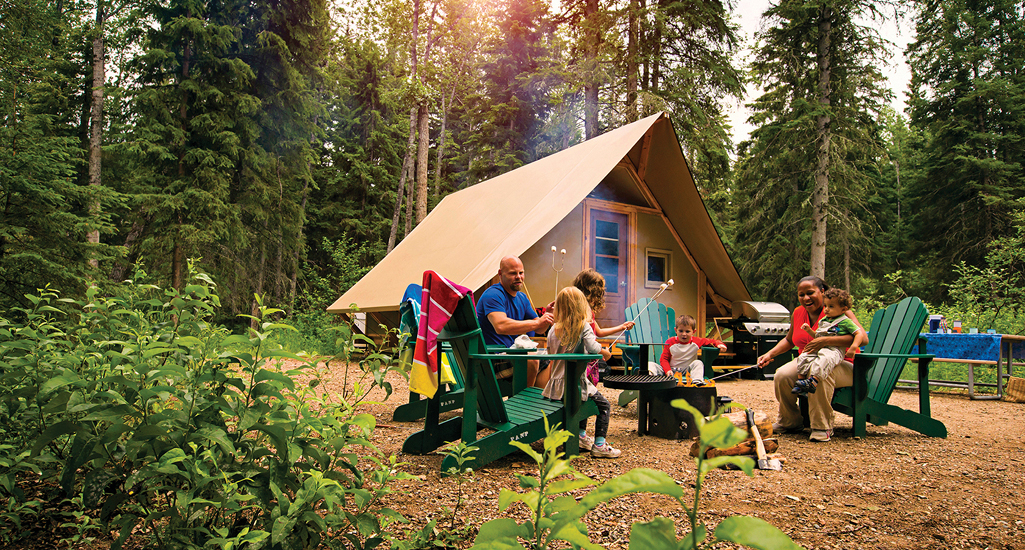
[589,208,629,329]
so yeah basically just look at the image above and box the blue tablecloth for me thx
[910,333,1002,362]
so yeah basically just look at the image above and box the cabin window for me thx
[645,248,671,289]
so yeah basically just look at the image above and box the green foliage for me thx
[470,410,804,550]
[932,204,1025,335]
[393,441,480,549]
[0,271,412,549]
[0,0,119,307]
[906,0,1025,299]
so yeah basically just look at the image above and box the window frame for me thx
[644,248,672,289]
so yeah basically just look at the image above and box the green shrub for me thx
[0,270,411,549]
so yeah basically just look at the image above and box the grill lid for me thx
[732,301,790,323]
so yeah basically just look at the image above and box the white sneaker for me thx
[809,429,832,442]
[591,442,621,458]
[578,433,594,451]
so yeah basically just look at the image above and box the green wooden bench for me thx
[804,296,947,438]
[402,294,599,470]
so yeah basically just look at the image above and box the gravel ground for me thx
[348,361,1025,550]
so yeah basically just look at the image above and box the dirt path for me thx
[343,362,1025,550]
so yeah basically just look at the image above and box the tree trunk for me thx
[110,219,146,282]
[172,239,184,291]
[387,107,418,253]
[433,82,456,198]
[414,102,429,224]
[251,220,268,331]
[288,167,311,317]
[172,18,191,291]
[86,1,104,269]
[584,0,599,139]
[810,6,832,279]
[626,0,639,122]
[844,238,851,291]
[652,0,664,91]
[640,0,649,91]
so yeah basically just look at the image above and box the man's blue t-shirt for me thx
[475,283,538,348]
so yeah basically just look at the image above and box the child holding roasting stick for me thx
[572,269,635,337]
[658,314,727,384]
[572,269,634,380]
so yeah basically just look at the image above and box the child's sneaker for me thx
[791,378,815,395]
[591,442,621,458]
[578,433,594,451]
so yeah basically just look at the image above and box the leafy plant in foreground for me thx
[0,272,413,549]
[471,405,804,550]
[394,442,480,549]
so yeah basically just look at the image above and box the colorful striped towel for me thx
[410,271,471,398]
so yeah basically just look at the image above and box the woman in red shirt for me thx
[756,276,868,442]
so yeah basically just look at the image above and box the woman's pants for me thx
[774,357,853,432]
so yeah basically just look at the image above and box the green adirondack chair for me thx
[615,299,674,406]
[805,296,947,438]
[618,298,676,373]
[392,292,523,422]
[402,294,600,470]
[392,298,467,422]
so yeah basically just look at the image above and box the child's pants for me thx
[795,347,845,379]
[647,360,703,380]
[582,391,611,438]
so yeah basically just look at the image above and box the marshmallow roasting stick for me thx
[551,246,566,297]
[607,278,674,349]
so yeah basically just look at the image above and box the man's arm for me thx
[487,310,553,336]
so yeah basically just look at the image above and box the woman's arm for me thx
[844,310,869,355]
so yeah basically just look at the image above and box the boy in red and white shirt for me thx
[655,314,727,385]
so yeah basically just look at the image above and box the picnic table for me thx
[905,333,1025,400]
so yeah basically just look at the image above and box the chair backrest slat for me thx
[860,297,928,402]
[438,295,508,424]
[625,299,675,362]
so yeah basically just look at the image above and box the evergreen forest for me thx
[3,0,1025,325]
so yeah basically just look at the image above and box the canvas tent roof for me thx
[327,112,749,314]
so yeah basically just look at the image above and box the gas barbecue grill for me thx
[721,301,792,378]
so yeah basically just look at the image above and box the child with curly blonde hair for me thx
[543,287,620,458]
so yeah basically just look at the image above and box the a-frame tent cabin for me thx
[327,112,750,339]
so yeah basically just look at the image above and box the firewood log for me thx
[687,410,776,457]
[705,438,779,458]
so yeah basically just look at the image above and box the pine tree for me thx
[123,0,327,317]
[732,0,892,302]
[0,0,114,304]
[905,0,1025,298]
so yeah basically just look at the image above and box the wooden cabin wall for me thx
[521,205,585,309]
[636,211,701,332]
